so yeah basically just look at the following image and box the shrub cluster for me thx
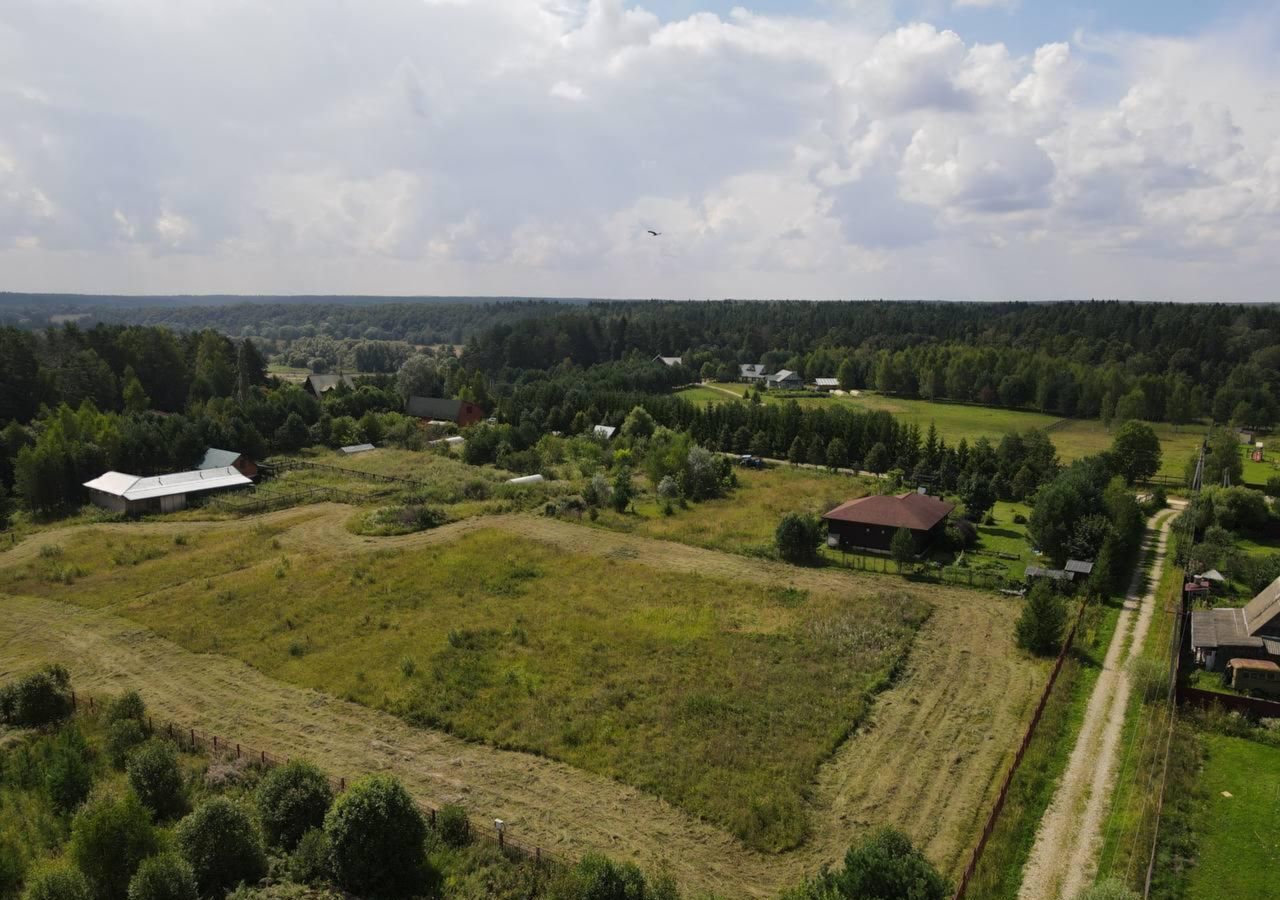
[0,665,73,728]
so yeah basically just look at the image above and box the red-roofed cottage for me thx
[822,491,955,553]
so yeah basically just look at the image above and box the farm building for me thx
[653,355,683,367]
[84,466,252,514]
[304,374,356,397]
[593,425,617,440]
[197,447,257,478]
[1190,575,1280,672]
[812,377,839,391]
[822,491,955,554]
[767,370,803,390]
[739,363,768,382]
[1065,559,1095,577]
[1226,658,1280,697]
[405,396,486,426]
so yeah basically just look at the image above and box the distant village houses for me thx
[653,355,683,367]
[739,364,769,383]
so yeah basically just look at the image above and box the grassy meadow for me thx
[0,524,927,854]
[593,465,870,556]
[694,384,1203,478]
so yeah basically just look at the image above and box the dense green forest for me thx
[9,297,1275,427]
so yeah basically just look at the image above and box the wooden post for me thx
[71,691,77,710]
[236,743,241,759]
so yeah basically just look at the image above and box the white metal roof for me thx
[339,443,376,454]
[84,466,252,500]
[593,424,617,439]
[814,377,839,386]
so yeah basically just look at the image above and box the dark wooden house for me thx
[822,491,955,554]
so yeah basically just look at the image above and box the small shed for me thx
[593,425,617,440]
[653,355,683,367]
[813,377,839,391]
[340,443,376,455]
[1065,559,1094,577]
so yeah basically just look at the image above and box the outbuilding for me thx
[405,396,487,427]
[822,491,955,554]
[653,355,683,367]
[305,374,356,397]
[813,377,839,391]
[84,466,252,514]
[197,447,258,479]
[767,370,803,390]
[1190,575,1280,671]
[593,425,617,440]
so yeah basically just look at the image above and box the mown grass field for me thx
[1185,735,1280,900]
[696,384,1203,477]
[0,523,927,854]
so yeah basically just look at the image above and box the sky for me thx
[2,0,1280,301]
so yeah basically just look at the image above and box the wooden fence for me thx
[68,692,561,867]
[1176,684,1280,718]
[951,599,1089,899]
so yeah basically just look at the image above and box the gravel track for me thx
[1016,510,1177,900]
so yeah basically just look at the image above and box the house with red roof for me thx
[822,490,955,554]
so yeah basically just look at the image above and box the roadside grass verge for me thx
[963,594,1125,900]
[2,526,927,854]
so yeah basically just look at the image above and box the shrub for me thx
[105,691,146,727]
[549,853,650,900]
[127,855,198,900]
[127,741,187,820]
[255,760,334,851]
[1129,656,1168,705]
[1016,582,1068,657]
[107,720,147,769]
[47,727,93,815]
[70,791,158,900]
[433,804,471,849]
[324,774,427,896]
[775,513,822,564]
[890,527,916,569]
[22,866,92,900]
[174,798,266,897]
[286,829,330,885]
[1266,474,1280,499]
[0,665,73,728]
[784,828,949,900]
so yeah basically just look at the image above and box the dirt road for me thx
[1,505,1042,895]
[1017,509,1178,900]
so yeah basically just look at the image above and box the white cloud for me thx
[0,0,1278,299]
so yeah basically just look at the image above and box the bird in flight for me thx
[647,229,661,236]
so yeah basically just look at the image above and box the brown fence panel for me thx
[1176,685,1280,718]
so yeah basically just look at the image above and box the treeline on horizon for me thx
[461,300,1280,428]
[6,297,1278,427]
